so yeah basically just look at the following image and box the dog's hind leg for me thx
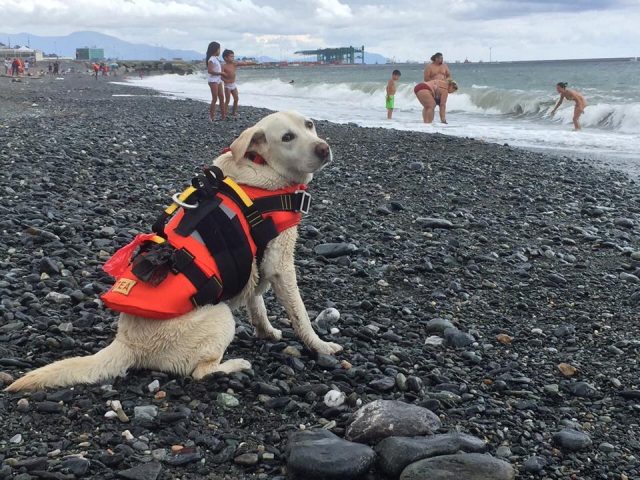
[246,294,282,341]
[188,303,251,380]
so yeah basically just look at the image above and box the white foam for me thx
[119,74,640,163]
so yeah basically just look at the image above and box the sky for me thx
[1,0,639,61]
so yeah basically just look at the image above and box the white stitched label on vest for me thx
[113,278,137,295]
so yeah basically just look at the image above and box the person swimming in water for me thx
[550,82,587,130]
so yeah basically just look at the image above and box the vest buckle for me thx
[295,190,312,214]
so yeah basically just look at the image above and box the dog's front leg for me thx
[271,268,343,355]
[247,294,282,341]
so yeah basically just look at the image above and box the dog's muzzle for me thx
[315,142,331,164]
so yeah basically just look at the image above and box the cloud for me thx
[315,0,353,20]
[0,0,638,61]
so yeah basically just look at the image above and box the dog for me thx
[6,111,342,392]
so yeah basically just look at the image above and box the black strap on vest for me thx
[145,166,309,309]
[252,190,311,215]
[171,248,223,307]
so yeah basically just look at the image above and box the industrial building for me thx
[75,48,105,61]
[295,46,365,64]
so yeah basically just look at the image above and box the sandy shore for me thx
[1,73,640,479]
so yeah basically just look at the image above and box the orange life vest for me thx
[101,166,311,319]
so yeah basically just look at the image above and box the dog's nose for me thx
[315,142,330,162]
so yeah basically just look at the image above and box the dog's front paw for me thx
[221,358,252,373]
[314,341,343,355]
[256,327,282,341]
[233,359,252,371]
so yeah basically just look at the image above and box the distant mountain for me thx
[0,31,203,61]
[0,31,391,64]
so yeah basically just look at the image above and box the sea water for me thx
[120,59,640,172]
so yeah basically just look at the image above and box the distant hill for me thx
[0,31,390,64]
[0,31,203,61]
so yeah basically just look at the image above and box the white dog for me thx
[7,111,342,392]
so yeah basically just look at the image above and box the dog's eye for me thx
[282,132,295,142]
[305,120,314,129]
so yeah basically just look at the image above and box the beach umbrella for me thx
[110,62,119,68]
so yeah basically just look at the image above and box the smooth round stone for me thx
[375,433,487,478]
[346,400,441,444]
[61,457,90,476]
[116,461,162,480]
[234,453,259,466]
[216,393,240,409]
[552,429,592,451]
[496,445,512,458]
[598,442,615,453]
[314,243,358,258]
[369,376,396,392]
[286,430,375,480]
[523,455,547,473]
[444,328,475,348]
[134,405,159,420]
[425,318,455,334]
[400,453,515,480]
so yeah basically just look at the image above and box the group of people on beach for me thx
[206,41,239,121]
[4,58,29,76]
[386,51,587,129]
[202,43,588,130]
[386,52,459,124]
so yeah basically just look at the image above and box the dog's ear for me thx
[229,126,267,162]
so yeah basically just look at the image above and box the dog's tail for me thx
[4,340,135,392]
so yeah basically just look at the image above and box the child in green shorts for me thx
[386,69,401,119]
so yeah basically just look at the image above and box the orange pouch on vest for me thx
[101,192,258,319]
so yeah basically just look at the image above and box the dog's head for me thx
[229,111,332,184]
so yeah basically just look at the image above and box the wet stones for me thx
[375,433,487,478]
[314,243,358,258]
[399,453,515,480]
[552,429,593,451]
[116,461,162,480]
[444,328,475,348]
[285,430,375,480]
[345,400,441,444]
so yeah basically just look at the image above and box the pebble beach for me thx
[1,73,640,479]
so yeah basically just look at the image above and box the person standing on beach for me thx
[11,58,20,77]
[550,82,587,130]
[386,69,401,119]
[222,49,239,117]
[92,62,99,79]
[414,79,458,124]
[3,58,10,75]
[424,52,450,82]
[206,42,226,121]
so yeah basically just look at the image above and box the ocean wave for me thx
[124,74,640,134]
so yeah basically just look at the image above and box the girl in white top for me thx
[206,42,226,121]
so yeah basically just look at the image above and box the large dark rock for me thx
[314,242,358,258]
[399,453,515,480]
[117,461,162,480]
[375,433,487,478]
[346,400,441,444]
[285,430,375,480]
[552,429,592,451]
